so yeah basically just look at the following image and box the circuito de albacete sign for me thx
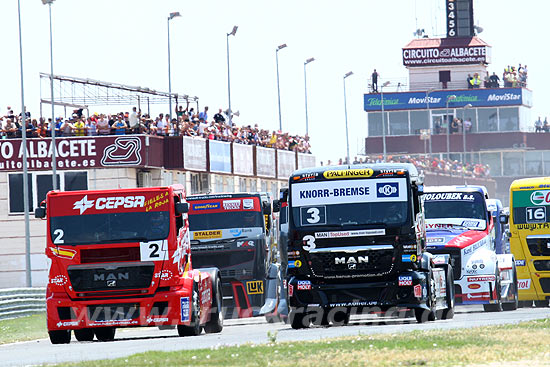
[402,45,489,66]
[0,135,143,171]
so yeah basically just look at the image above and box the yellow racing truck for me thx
[508,177,550,307]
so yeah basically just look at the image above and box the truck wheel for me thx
[483,270,503,312]
[534,300,549,308]
[440,264,455,320]
[48,330,71,344]
[74,328,94,342]
[204,275,224,334]
[290,308,309,329]
[415,270,436,323]
[94,327,116,342]
[178,286,201,336]
[502,263,518,311]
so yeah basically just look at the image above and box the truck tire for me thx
[483,270,503,312]
[178,286,201,337]
[204,275,224,334]
[502,263,518,311]
[534,300,549,308]
[415,270,436,323]
[290,308,309,329]
[94,327,116,342]
[440,264,455,320]
[74,328,94,342]
[48,330,71,344]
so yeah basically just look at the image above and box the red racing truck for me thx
[35,185,223,344]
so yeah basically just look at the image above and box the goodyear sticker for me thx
[401,254,416,263]
[192,202,220,210]
[246,280,264,294]
[323,169,373,179]
[288,260,302,269]
[193,230,222,240]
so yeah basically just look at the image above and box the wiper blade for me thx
[202,236,248,244]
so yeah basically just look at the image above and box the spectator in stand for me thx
[60,118,74,136]
[467,74,473,89]
[3,118,17,138]
[483,73,490,88]
[97,114,110,135]
[129,107,140,134]
[213,108,226,124]
[535,117,544,132]
[371,69,379,92]
[544,117,550,133]
[73,116,86,136]
[463,117,472,133]
[113,116,127,135]
[489,72,500,88]
[199,106,209,122]
[450,118,460,134]
[470,73,481,88]
[86,116,97,136]
[176,105,185,119]
[36,118,48,138]
[21,118,35,138]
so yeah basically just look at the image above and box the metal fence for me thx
[0,288,46,320]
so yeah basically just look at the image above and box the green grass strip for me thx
[0,313,47,344]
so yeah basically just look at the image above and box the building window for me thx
[388,111,409,135]
[250,179,257,192]
[214,175,223,193]
[499,107,519,131]
[525,151,543,175]
[239,177,247,192]
[9,171,88,214]
[410,111,429,135]
[261,180,268,193]
[477,108,498,132]
[479,152,502,177]
[503,152,524,176]
[543,152,550,176]
[367,112,383,137]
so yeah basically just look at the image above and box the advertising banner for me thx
[277,150,296,179]
[183,136,206,171]
[209,140,231,173]
[364,88,529,112]
[0,135,146,172]
[256,147,276,178]
[233,143,253,176]
[297,153,316,170]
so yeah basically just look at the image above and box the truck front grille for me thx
[527,237,550,257]
[88,303,140,321]
[428,247,461,280]
[68,262,155,292]
[309,248,394,279]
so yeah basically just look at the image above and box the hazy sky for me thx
[1,0,548,163]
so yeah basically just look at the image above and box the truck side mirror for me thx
[175,202,189,215]
[35,207,46,219]
[263,202,272,215]
[272,199,280,213]
[499,214,509,224]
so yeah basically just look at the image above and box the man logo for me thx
[348,263,357,270]
[376,182,399,197]
[107,280,116,287]
[335,256,368,265]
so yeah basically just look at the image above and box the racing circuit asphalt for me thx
[2,305,550,366]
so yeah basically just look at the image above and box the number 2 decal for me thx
[53,229,64,244]
[140,240,167,261]
[303,235,316,251]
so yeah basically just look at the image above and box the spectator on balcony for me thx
[213,108,226,124]
[199,106,209,122]
[113,116,127,135]
[463,117,472,133]
[489,72,500,88]
[176,105,185,119]
[86,117,97,136]
[470,73,481,88]
[3,118,17,138]
[544,117,550,133]
[73,117,86,136]
[535,117,544,132]
[21,118,36,138]
[97,114,110,135]
[129,107,140,134]
[371,69,379,92]
[450,118,460,134]
[60,119,74,136]
[467,74,473,89]
[483,73,491,88]
[36,118,48,138]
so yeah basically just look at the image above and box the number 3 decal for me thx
[306,208,320,223]
[303,235,316,251]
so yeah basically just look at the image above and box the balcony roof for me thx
[403,36,490,49]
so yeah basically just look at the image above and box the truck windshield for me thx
[49,211,170,245]
[188,210,264,231]
[290,178,409,228]
[423,192,487,229]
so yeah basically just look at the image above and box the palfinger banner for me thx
[0,135,149,171]
[233,143,253,176]
[183,136,206,171]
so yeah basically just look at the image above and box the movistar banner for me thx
[364,88,531,111]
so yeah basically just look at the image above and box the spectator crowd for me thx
[468,63,528,89]
[534,117,550,133]
[322,155,490,178]
[0,105,311,154]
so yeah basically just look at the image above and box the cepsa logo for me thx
[531,190,550,205]
[323,169,373,179]
[73,195,145,214]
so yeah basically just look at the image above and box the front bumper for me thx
[47,287,192,331]
[288,271,429,310]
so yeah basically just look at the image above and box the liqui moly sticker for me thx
[398,276,413,286]
[413,284,422,298]
[518,279,531,290]
[314,229,385,239]
[297,280,312,290]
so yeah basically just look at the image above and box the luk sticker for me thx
[180,297,190,322]
[246,280,264,294]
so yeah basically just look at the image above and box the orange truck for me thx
[35,185,223,344]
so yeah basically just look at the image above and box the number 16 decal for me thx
[300,206,326,226]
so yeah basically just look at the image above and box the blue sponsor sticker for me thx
[377,182,399,198]
[180,297,190,322]
[401,254,417,262]
[230,228,243,237]
[288,260,302,268]
[192,202,220,210]
[515,259,526,266]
